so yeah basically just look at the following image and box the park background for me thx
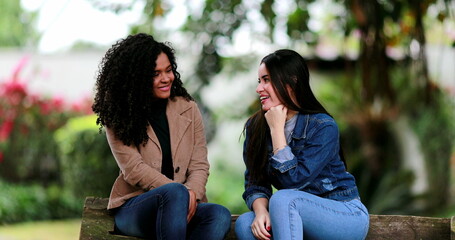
[0,0,454,239]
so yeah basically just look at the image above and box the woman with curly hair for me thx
[235,49,369,240]
[92,33,231,239]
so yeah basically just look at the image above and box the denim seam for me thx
[156,194,163,239]
[288,199,299,240]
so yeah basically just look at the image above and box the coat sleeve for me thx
[183,102,210,202]
[106,127,173,191]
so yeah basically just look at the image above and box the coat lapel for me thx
[167,98,192,161]
[146,124,160,149]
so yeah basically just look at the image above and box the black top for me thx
[148,99,173,180]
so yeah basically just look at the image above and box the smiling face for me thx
[152,52,175,99]
[256,63,283,111]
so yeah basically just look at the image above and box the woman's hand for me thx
[265,105,288,154]
[251,210,272,240]
[187,189,197,223]
[264,105,287,131]
[251,198,272,240]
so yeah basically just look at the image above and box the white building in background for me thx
[0,50,105,103]
[1,44,453,103]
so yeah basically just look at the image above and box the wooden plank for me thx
[226,215,239,240]
[366,214,451,240]
[451,216,455,240]
[80,197,453,240]
[79,197,236,240]
[79,197,141,240]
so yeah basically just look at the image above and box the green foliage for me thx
[0,57,91,184]
[363,170,418,214]
[55,115,118,200]
[0,0,38,47]
[0,58,98,223]
[318,70,401,212]
[0,181,81,224]
[408,90,455,212]
[316,65,455,215]
[206,160,249,214]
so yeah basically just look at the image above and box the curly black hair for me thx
[92,33,193,147]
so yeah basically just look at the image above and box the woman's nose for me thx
[160,74,170,83]
[256,83,263,94]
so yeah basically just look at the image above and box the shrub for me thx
[0,181,81,224]
[0,57,92,184]
[55,115,118,200]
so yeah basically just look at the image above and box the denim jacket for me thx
[242,113,360,210]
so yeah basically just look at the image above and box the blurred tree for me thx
[90,0,455,215]
[0,0,38,47]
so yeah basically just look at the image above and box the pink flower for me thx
[39,100,51,115]
[0,120,14,142]
[50,95,65,113]
[0,152,3,163]
[1,81,27,105]
[70,95,93,115]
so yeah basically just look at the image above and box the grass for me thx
[0,219,81,240]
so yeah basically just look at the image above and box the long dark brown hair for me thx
[244,49,346,185]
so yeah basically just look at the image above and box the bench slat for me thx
[367,214,451,239]
[79,197,454,240]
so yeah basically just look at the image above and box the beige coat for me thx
[105,97,210,209]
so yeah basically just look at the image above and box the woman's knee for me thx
[161,182,189,200]
[200,204,231,224]
[269,189,294,210]
[235,212,254,236]
[215,205,232,225]
[155,183,189,204]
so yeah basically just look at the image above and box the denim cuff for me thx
[245,193,269,211]
[271,146,297,173]
[272,146,294,163]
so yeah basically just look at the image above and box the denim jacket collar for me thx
[291,114,310,140]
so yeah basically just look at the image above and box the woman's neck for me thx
[286,110,298,121]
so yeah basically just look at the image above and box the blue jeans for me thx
[114,183,231,239]
[235,189,369,240]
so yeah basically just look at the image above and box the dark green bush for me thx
[0,181,81,224]
[56,115,118,200]
[0,60,92,184]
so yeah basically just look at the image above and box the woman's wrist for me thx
[270,128,287,154]
[273,144,287,154]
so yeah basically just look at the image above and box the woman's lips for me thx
[260,95,269,104]
[158,85,171,91]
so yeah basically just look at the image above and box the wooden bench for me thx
[79,197,455,239]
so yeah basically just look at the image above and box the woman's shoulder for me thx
[169,96,197,108]
[295,113,338,137]
[299,112,335,124]
[168,97,203,119]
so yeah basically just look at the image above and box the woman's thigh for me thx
[114,182,189,238]
[269,189,369,240]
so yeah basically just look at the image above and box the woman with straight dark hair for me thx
[235,49,369,240]
[92,33,231,239]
